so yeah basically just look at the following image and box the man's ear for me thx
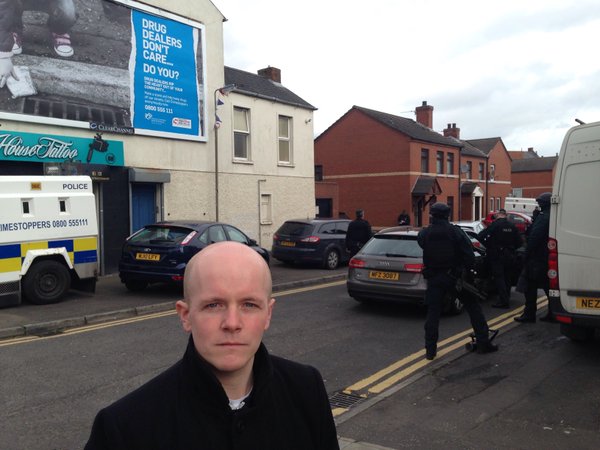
[176,300,192,333]
[264,298,276,330]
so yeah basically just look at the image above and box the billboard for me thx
[0,0,206,141]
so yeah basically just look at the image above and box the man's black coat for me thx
[85,338,339,450]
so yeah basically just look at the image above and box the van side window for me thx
[59,198,67,213]
[22,199,30,215]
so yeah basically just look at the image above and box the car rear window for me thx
[276,222,314,236]
[361,235,422,258]
[130,226,195,245]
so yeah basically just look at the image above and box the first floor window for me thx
[278,115,292,164]
[421,149,429,173]
[234,107,250,160]
[447,153,454,175]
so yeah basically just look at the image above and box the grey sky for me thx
[215,0,600,156]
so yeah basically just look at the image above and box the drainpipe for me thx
[458,148,462,221]
[485,157,489,217]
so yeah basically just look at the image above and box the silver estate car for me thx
[346,227,464,314]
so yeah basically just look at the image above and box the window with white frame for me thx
[278,115,292,164]
[233,107,250,160]
[436,151,444,174]
[490,198,494,212]
[496,198,501,210]
[466,161,472,179]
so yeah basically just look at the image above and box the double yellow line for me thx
[331,297,548,417]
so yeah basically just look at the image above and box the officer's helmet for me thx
[536,192,552,208]
[430,202,451,219]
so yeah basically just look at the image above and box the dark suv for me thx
[272,218,351,269]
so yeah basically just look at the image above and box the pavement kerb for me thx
[0,273,347,341]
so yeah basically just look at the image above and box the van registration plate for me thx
[576,297,600,309]
[136,253,160,261]
[369,271,399,281]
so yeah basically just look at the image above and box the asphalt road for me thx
[2,282,599,450]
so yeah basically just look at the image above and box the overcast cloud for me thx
[214,0,600,156]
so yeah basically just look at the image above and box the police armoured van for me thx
[0,176,98,307]
[548,121,600,340]
[504,197,538,216]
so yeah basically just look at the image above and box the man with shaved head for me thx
[85,241,339,450]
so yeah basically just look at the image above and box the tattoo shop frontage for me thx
[0,129,130,274]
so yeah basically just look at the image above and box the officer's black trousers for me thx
[523,284,550,319]
[424,271,490,352]
[490,256,512,305]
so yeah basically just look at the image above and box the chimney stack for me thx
[257,66,281,83]
[443,123,460,139]
[415,101,433,128]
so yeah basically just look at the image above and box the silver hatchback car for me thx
[346,227,464,314]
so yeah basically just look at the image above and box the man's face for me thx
[176,244,274,377]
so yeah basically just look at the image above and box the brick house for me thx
[314,102,490,227]
[464,137,513,213]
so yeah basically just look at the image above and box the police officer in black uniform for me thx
[345,209,372,257]
[418,203,498,360]
[477,209,523,309]
[515,192,554,323]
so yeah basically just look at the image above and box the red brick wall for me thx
[512,171,554,197]
[315,182,339,218]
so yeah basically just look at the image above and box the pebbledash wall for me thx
[0,0,316,274]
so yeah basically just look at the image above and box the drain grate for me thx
[23,96,130,126]
[328,391,365,409]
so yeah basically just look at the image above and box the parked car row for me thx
[117,214,524,312]
[118,217,353,291]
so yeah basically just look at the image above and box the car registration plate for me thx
[136,252,160,261]
[280,241,295,247]
[368,270,399,281]
[576,297,600,309]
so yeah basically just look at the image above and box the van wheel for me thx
[323,249,340,270]
[560,323,594,342]
[444,294,464,315]
[125,280,148,292]
[23,260,71,305]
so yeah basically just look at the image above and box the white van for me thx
[0,176,99,307]
[548,121,600,340]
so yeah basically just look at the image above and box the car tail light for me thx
[300,236,320,243]
[404,263,424,273]
[548,238,559,290]
[472,241,481,249]
[349,257,365,268]
[181,231,198,246]
[172,275,184,281]
[273,233,279,241]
